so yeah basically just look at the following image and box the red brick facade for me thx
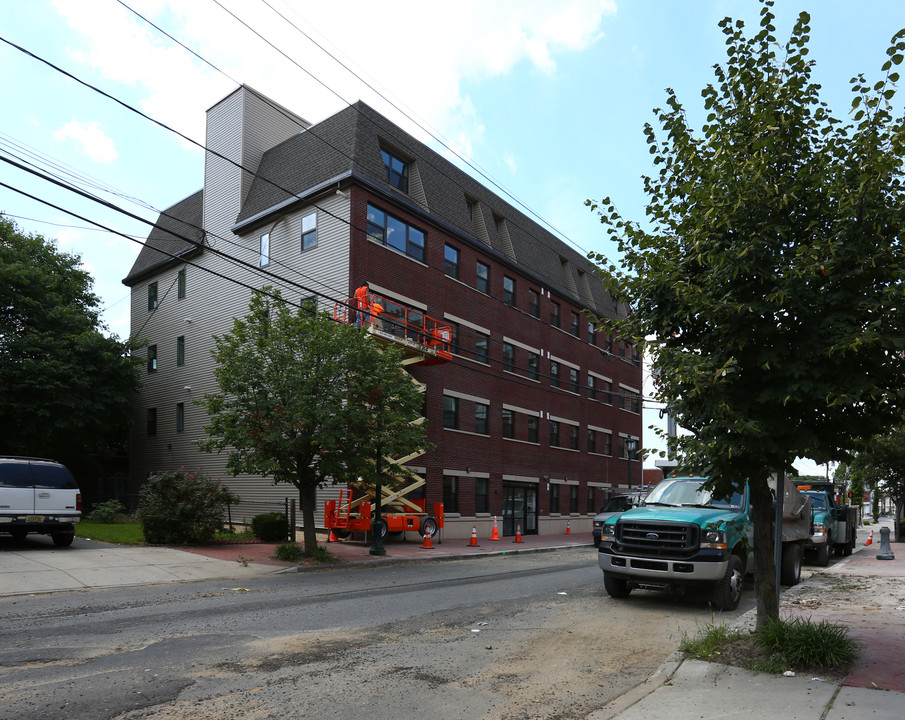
[349,187,643,536]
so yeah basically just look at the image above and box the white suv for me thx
[0,457,82,546]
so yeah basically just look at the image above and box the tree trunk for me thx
[749,478,778,629]
[298,482,318,555]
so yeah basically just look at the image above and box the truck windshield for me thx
[805,493,828,510]
[645,478,744,510]
[602,496,636,513]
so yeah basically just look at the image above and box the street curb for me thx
[586,651,686,720]
[274,541,595,574]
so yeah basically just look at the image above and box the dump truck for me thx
[797,482,858,566]
[598,475,812,611]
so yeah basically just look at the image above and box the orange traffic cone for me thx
[513,524,523,543]
[469,525,479,547]
[565,521,571,535]
[865,530,873,546]
[421,530,433,549]
[327,529,338,543]
[489,516,501,541]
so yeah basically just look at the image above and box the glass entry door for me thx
[502,484,537,536]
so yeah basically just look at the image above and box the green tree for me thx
[848,429,905,540]
[0,216,140,472]
[587,2,905,627]
[197,289,428,555]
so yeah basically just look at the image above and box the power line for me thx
[112,2,604,281]
[250,0,590,257]
[0,33,648,404]
[0,33,621,355]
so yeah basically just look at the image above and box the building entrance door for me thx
[502,484,537,536]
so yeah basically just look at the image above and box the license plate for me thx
[25,515,44,523]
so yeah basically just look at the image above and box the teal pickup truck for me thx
[797,483,858,566]
[598,475,812,610]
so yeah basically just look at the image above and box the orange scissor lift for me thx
[324,293,451,540]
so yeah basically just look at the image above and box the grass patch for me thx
[680,616,860,675]
[77,522,255,545]
[680,622,742,661]
[76,521,145,545]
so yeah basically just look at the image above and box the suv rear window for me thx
[0,462,32,488]
[31,463,78,489]
[0,460,78,489]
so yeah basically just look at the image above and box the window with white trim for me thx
[301,212,317,251]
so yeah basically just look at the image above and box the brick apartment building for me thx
[123,85,643,539]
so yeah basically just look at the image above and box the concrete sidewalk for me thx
[0,528,594,596]
[0,536,286,595]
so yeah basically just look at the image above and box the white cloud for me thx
[52,119,119,163]
[503,150,518,174]
[49,0,616,156]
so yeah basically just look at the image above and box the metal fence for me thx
[224,497,296,542]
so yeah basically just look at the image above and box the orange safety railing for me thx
[334,293,452,361]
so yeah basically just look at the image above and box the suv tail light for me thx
[76,493,82,511]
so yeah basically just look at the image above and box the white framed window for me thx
[260,233,270,267]
[302,212,317,251]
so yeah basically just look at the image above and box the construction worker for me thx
[354,284,369,327]
[369,300,384,330]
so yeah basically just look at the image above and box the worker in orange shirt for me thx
[369,300,384,331]
[354,284,369,327]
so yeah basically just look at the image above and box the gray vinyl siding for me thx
[262,192,351,312]
[128,87,346,527]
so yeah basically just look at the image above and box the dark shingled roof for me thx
[127,97,620,318]
[123,190,204,286]
[237,101,621,319]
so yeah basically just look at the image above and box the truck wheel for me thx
[842,538,854,557]
[713,555,743,611]
[419,516,438,538]
[780,542,802,586]
[371,518,388,540]
[603,572,631,599]
[814,540,830,567]
[51,533,74,548]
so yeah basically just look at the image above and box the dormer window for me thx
[381,149,408,193]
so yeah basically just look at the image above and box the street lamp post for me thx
[370,448,386,556]
[626,438,638,489]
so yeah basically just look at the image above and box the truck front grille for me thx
[616,520,699,558]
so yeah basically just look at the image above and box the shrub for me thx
[250,512,288,542]
[755,616,861,671]
[136,469,238,544]
[86,499,126,524]
[272,543,334,563]
[272,543,305,562]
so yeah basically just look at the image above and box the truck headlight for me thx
[812,521,825,536]
[701,530,727,550]
[602,524,616,540]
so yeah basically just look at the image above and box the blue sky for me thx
[2,0,903,475]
